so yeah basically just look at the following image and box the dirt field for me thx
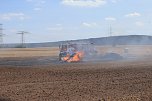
[0,46,152,101]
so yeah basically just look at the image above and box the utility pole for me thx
[109,24,112,37]
[17,31,29,48]
[0,24,5,48]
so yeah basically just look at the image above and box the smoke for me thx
[59,35,152,63]
[88,35,152,45]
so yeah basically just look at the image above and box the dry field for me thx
[96,45,152,58]
[0,47,58,58]
[0,45,152,101]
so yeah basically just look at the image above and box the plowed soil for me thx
[0,47,152,101]
[0,57,152,101]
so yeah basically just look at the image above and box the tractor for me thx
[59,43,97,62]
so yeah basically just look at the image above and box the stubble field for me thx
[0,45,152,101]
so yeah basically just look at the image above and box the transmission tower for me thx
[17,31,29,48]
[0,24,5,48]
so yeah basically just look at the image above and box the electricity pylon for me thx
[17,31,29,48]
[0,24,5,48]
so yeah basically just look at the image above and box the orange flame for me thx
[62,51,84,62]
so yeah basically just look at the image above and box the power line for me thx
[17,31,29,48]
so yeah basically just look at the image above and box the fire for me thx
[59,43,97,63]
[62,51,84,62]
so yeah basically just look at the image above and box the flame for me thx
[62,51,84,62]
[61,54,70,61]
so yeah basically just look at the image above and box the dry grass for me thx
[0,45,152,58]
[96,45,152,57]
[0,47,59,58]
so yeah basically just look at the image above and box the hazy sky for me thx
[0,0,152,43]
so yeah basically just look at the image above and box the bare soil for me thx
[0,57,152,101]
[0,46,152,101]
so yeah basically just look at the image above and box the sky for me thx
[0,0,152,43]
